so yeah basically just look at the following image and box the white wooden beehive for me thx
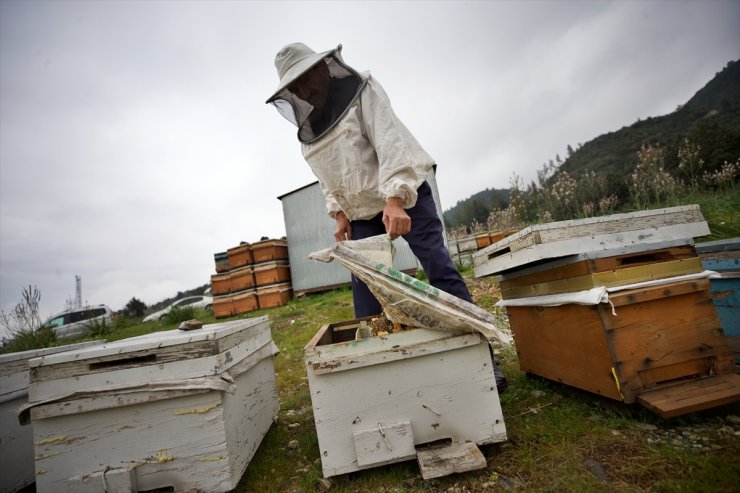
[24,316,278,493]
[304,319,507,478]
[0,340,105,493]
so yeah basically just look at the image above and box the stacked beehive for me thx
[473,205,740,419]
[211,239,292,318]
[448,229,518,267]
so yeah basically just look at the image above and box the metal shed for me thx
[278,169,447,295]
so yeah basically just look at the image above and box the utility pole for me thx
[75,275,82,309]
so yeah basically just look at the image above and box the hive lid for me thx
[474,204,710,277]
[29,316,269,369]
[0,340,105,367]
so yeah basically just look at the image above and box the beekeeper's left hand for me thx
[383,198,411,240]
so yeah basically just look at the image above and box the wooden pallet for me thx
[474,205,710,277]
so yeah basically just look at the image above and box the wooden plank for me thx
[353,420,416,467]
[506,305,622,400]
[416,441,487,480]
[637,373,740,418]
[475,222,710,277]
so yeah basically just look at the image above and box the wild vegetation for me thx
[444,60,740,236]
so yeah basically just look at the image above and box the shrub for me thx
[86,317,113,338]
[164,306,196,325]
[2,325,57,353]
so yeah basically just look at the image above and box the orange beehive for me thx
[227,243,253,268]
[253,261,291,287]
[230,266,255,292]
[213,295,234,319]
[251,239,288,264]
[233,290,258,315]
[210,273,231,296]
[256,283,292,309]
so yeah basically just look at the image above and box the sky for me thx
[1,0,739,329]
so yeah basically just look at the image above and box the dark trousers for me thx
[350,181,473,318]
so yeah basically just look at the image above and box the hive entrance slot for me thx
[89,354,157,370]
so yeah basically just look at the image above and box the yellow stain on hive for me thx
[35,451,63,461]
[35,435,67,446]
[174,402,221,415]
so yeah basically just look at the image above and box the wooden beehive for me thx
[0,341,104,493]
[214,251,231,273]
[25,317,278,493]
[210,272,231,295]
[213,294,235,319]
[233,289,258,315]
[498,241,740,418]
[304,319,506,478]
[251,239,288,263]
[253,260,291,287]
[696,237,739,360]
[227,243,253,269]
[256,282,293,309]
[230,265,256,292]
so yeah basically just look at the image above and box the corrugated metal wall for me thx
[279,169,447,294]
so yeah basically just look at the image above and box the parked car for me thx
[46,305,114,339]
[143,295,214,323]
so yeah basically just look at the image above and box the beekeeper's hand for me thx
[334,211,352,242]
[383,198,411,240]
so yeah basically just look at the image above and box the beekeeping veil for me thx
[266,43,365,143]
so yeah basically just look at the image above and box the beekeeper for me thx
[265,43,474,319]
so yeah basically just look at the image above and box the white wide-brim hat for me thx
[266,43,342,104]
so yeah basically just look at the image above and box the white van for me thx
[47,305,113,339]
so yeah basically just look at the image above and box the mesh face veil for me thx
[268,52,364,143]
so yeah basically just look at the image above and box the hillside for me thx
[443,60,740,228]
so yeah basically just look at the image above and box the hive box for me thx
[256,282,293,309]
[0,341,104,493]
[696,238,739,360]
[499,243,740,418]
[213,293,235,318]
[227,243,253,268]
[25,317,278,493]
[253,260,291,287]
[251,239,288,263]
[304,319,506,478]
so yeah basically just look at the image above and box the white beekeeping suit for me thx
[266,43,435,221]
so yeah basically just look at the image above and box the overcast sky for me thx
[1,0,738,329]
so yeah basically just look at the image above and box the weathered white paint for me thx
[0,341,105,493]
[305,324,506,477]
[27,318,278,493]
[28,318,272,402]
